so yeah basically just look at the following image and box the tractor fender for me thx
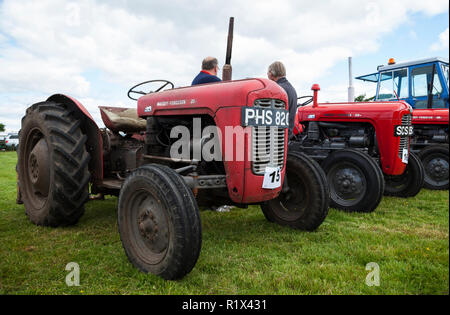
[47,94,103,181]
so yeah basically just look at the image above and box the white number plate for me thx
[262,166,282,189]
[241,107,289,128]
[402,148,409,164]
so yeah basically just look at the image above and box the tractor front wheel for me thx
[384,152,424,197]
[260,152,329,231]
[18,102,90,226]
[418,145,449,190]
[118,164,202,280]
[320,149,384,213]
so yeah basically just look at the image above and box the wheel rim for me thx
[327,162,366,207]
[23,129,50,209]
[423,154,449,187]
[126,188,170,265]
[28,138,50,196]
[273,170,309,222]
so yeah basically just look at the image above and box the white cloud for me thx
[0,0,448,131]
[431,27,449,51]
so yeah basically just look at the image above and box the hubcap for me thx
[127,191,170,265]
[328,163,366,206]
[425,156,449,186]
[137,205,169,254]
[27,138,50,197]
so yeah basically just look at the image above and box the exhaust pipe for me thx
[348,56,355,102]
[222,17,234,81]
[312,84,320,108]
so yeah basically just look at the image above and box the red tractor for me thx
[411,108,449,189]
[291,85,423,212]
[16,78,329,280]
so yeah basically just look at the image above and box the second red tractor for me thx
[292,85,422,212]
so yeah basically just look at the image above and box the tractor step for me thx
[98,179,123,190]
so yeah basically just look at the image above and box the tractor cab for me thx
[356,57,449,109]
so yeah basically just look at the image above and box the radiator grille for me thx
[398,114,412,159]
[254,99,286,109]
[251,99,286,175]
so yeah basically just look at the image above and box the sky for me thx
[0,0,448,132]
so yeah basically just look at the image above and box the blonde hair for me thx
[268,61,286,78]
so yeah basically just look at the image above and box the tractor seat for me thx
[99,106,146,133]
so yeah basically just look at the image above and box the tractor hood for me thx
[137,78,287,118]
[297,100,412,123]
[412,108,449,125]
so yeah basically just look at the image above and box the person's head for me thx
[202,57,219,75]
[267,61,286,82]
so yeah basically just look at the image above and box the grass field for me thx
[0,151,448,295]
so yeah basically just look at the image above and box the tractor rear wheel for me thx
[118,164,202,280]
[418,145,449,190]
[384,152,424,197]
[260,152,329,231]
[17,102,90,226]
[321,149,384,213]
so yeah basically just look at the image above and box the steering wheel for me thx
[127,80,174,101]
[297,96,313,107]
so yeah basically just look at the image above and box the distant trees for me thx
[0,123,5,132]
[355,94,375,102]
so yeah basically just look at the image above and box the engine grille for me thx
[254,99,286,109]
[251,99,286,175]
[398,114,412,159]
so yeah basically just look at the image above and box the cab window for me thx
[411,65,442,97]
[442,64,449,89]
[378,71,393,99]
[377,68,408,100]
[394,69,408,98]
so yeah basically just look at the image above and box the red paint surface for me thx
[412,108,449,125]
[296,100,413,175]
[138,78,289,204]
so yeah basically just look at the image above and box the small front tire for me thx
[418,145,449,190]
[118,164,202,280]
[261,152,329,231]
[321,149,384,213]
[384,152,424,197]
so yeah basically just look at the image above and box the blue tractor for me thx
[356,57,449,190]
[356,57,448,109]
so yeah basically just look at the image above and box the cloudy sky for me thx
[0,0,448,132]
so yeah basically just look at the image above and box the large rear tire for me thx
[321,149,384,213]
[418,145,449,190]
[17,102,90,226]
[118,164,202,280]
[261,152,329,231]
[384,152,424,197]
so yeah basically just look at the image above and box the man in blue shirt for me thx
[192,57,222,85]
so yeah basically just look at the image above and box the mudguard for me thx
[47,94,103,181]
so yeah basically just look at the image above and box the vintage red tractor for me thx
[16,78,329,280]
[411,108,448,189]
[291,85,423,212]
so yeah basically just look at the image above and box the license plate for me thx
[242,107,289,128]
[394,125,414,137]
[262,166,282,189]
[402,148,409,164]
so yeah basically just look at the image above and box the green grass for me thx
[0,151,448,295]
